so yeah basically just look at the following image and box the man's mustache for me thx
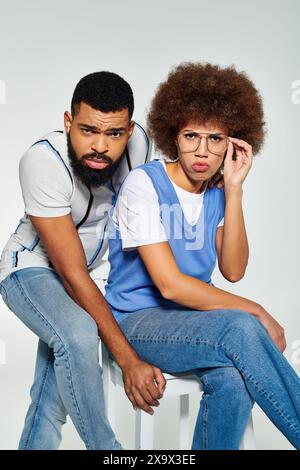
[83,153,113,165]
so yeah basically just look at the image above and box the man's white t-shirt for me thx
[112,159,224,250]
[0,124,150,283]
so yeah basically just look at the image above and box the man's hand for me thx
[121,359,167,415]
[256,307,287,353]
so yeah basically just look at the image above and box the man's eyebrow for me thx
[78,123,127,132]
[78,123,100,131]
[107,127,127,132]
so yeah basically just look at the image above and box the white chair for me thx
[101,342,256,450]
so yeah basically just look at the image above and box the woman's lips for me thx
[191,163,210,172]
[85,159,110,170]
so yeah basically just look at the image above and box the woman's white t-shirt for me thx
[113,159,224,250]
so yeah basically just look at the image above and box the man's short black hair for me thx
[71,71,134,118]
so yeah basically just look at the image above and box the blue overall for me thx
[105,159,225,322]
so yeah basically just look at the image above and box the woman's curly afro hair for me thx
[147,62,266,160]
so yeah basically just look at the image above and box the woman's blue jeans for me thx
[115,306,300,450]
[0,267,122,450]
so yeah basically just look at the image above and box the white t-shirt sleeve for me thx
[19,145,73,217]
[113,168,167,250]
[217,217,224,227]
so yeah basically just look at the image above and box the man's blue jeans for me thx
[115,306,300,450]
[0,267,122,450]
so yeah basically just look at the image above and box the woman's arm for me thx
[215,136,253,282]
[137,241,286,352]
[216,186,249,282]
[137,241,261,316]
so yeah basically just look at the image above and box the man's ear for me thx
[128,120,135,138]
[64,111,73,134]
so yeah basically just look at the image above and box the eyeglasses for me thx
[177,131,229,156]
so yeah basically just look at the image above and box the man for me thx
[0,71,166,450]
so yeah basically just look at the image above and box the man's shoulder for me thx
[19,130,73,183]
[29,130,68,158]
[21,130,68,163]
[110,123,151,192]
[126,122,150,166]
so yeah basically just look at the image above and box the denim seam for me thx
[202,395,208,450]
[11,272,91,448]
[128,334,300,439]
[0,283,10,308]
[200,373,215,395]
[23,347,53,449]
[200,374,212,450]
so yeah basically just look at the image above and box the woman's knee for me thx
[226,310,265,338]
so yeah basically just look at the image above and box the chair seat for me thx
[108,357,203,397]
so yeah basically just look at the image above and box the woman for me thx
[105,63,300,450]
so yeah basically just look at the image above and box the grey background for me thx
[0,0,299,450]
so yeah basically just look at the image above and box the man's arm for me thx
[30,213,166,414]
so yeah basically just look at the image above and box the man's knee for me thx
[67,329,99,355]
[53,312,99,357]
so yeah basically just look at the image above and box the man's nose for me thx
[91,135,108,154]
[195,136,208,156]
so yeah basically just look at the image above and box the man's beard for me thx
[67,134,125,188]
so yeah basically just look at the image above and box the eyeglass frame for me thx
[176,131,229,156]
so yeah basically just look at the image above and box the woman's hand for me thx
[256,307,287,353]
[208,137,253,190]
[223,137,253,189]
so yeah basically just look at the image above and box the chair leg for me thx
[239,414,255,450]
[179,394,190,450]
[135,409,155,450]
